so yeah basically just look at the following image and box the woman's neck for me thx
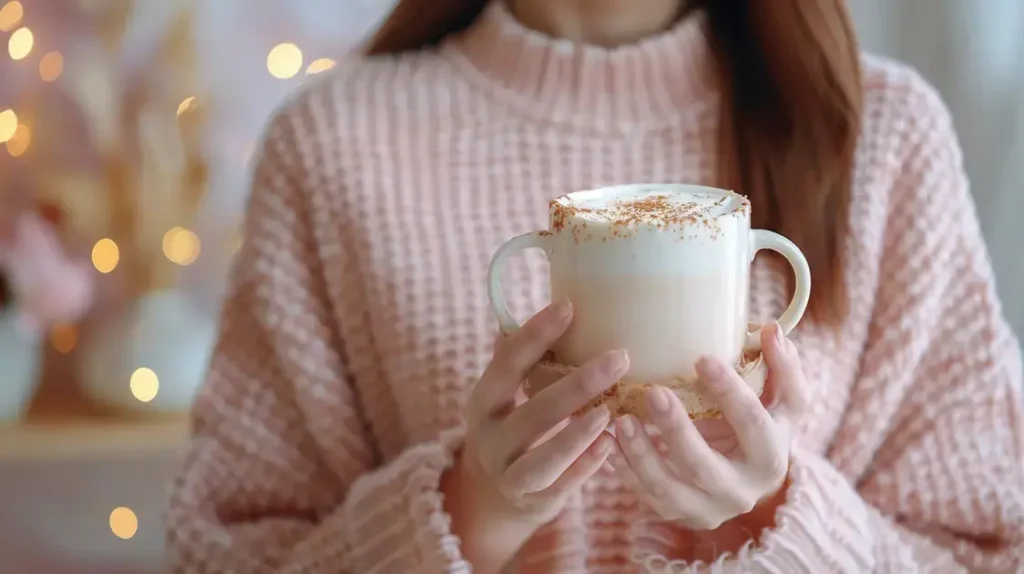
[508,0,686,47]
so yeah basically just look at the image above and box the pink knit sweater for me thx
[166,3,1024,572]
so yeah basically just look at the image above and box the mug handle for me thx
[487,231,553,335]
[744,229,812,352]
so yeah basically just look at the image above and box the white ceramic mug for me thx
[487,184,812,382]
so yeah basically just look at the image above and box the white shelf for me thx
[0,387,189,463]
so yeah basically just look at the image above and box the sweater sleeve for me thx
[642,76,1024,573]
[164,110,470,573]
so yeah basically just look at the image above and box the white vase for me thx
[79,290,217,414]
[0,310,44,421]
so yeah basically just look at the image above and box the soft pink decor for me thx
[0,212,94,332]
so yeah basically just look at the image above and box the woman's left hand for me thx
[609,322,808,530]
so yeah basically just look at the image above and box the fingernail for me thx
[775,322,786,346]
[647,386,670,413]
[616,415,636,438]
[696,357,728,391]
[604,350,630,378]
[555,298,573,324]
[596,435,613,455]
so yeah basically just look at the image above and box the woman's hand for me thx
[443,299,629,571]
[608,323,807,531]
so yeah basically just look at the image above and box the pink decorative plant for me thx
[0,211,94,334]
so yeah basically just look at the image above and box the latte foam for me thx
[549,185,749,242]
[551,185,748,227]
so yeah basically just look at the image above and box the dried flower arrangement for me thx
[28,0,208,299]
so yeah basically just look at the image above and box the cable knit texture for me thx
[165,3,1024,572]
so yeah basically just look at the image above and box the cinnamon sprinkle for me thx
[548,191,750,243]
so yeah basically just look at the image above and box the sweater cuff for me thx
[332,426,471,573]
[739,446,875,573]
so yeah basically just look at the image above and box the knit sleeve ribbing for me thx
[164,111,470,573]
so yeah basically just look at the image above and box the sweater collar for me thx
[444,0,717,129]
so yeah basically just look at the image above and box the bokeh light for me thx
[0,1,22,32]
[8,26,33,60]
[6,124,30,157]
[91,238,120,273]
[306,58,335,74]
[162,226,201,265]
[130,368,159,402]
[0,109,16,142]
[109,507,138,540]
[267,42,302,79]
[176,96,195,116]
[39,51,63,82]
[50,324,78,354]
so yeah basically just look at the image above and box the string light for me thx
[51,324,78,354]
[162,226,201,265]
[0,1,22,32]
[39,51,63,82]
[8,26,33,60]
[91,238,120,273]
[6,123,29,157]
[130,368,159,402]
[176,96,195,116]
[109,507,138,540]
[306,58,336,75]
[267,42,302,79]
[0,109,15,142]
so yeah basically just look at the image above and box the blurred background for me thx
[0,1,1020,572]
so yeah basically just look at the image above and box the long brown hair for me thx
[366,0,862,324]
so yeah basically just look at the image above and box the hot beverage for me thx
[488,184,810,383]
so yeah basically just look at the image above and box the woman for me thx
[166,0,1024,571]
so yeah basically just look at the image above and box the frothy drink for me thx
[489,184,811,383]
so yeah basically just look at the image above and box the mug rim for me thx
[553,183,747,214]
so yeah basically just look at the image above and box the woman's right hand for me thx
[443,299,630,565]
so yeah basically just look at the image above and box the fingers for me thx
[613,415,679,502]
[498,349,628,459]
[474,299,574,419]
[695,356,781,467]
[762,322,808,415]
[501,406,610,495]
[643,386,727,476]
[608,450,644,492]
[523,431,614,507]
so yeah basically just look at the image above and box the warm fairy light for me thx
[39,51,63,82]
[8,26,33,60]
[6,123,29,157]
[176,96,195,116]
[51,324,78,354]
[267,43,302,79]
[0,109,16,142]
[130,367,159,402]
[91,238,120,273]
[162,226,201,266]
[109,507,138,540]
[0,1,23,32]
[306,58,335,74]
